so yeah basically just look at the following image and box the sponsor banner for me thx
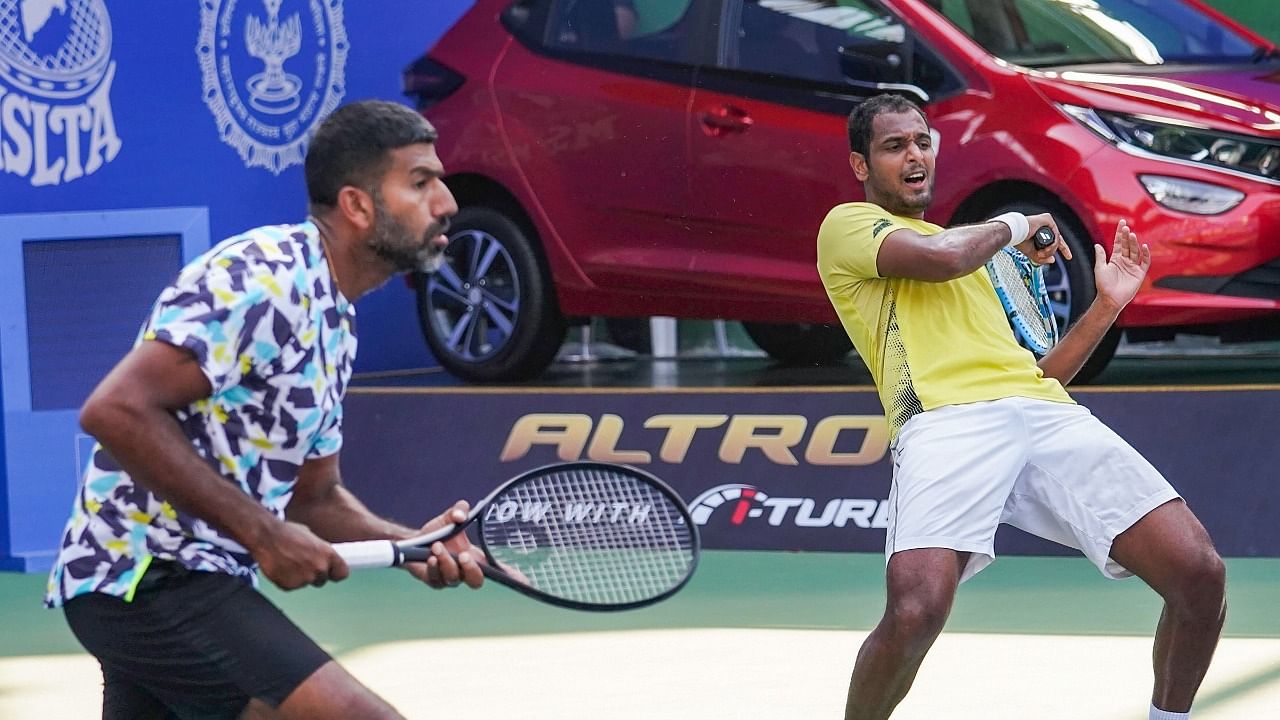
[340,388,1280,557]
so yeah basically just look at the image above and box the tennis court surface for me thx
[4,551,1277,719]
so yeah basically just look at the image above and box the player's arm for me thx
[78,341,345,590]
[288,455,483,588]
[1038,220,1150,384]
[876,212,1065,281]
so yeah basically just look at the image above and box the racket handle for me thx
[333,540,405,569]
[1032,226,1055,250]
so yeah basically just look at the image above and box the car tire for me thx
[741,322,853,366]
[413,206,566,382]
[989,201,1117,383]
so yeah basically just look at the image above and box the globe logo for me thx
[0,0,121,186]
[0,0,111,100]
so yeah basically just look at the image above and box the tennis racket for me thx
[333,461,701,612]
[986,225,1060,356]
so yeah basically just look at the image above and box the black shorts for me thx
[63,560,332,720]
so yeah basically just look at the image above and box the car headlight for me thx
[1138,175,1245,215]
[1060,104,1280,182]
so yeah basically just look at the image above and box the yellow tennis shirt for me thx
[817,202,1072,437]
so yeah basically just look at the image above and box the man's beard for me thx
[869,176,932,217]
[893,191,931,216]
[369,198,451,272]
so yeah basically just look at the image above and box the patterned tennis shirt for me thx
[45,221,357,607]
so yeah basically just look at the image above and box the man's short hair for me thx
[847,94,929,156]
[305,100,438,208]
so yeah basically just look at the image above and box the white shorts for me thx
[887,396,1181,582]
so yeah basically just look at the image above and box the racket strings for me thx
[503,468,690,604]
[480,467,696,606]
[988,250,1054,352]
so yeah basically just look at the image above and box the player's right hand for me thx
[1016,213,1072,265]
[255,520,348,590]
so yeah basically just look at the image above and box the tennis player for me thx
[818,94,1225,720]
[45,100,481,719]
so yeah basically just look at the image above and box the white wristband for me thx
[990,212,1029,247]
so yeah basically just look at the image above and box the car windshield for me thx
[929,0,1264,68]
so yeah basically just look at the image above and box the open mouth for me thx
[903,170,927,189]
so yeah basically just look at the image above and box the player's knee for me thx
[886,593,951,645]
[1170,547,1225,614]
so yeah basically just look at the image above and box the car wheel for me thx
[741,322,853,366]
[990,202,1117,383]
[414,206,566,382]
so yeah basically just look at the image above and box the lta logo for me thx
[0,0,121,186]
[198,0,348,175]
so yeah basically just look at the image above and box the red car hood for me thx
[1028,63,1280,136]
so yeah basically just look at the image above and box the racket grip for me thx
[1033,226,1055,250]
[333,540,404,569]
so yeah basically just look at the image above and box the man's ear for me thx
[336,186,375,231]
[849,152,869,182]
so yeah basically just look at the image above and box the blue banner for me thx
[340,387,1280,557]
[0,0,474,569]
[1,0,474,372]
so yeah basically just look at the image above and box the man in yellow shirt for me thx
[818,94,1224,720]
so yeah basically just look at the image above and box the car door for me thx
[492,0,710,295]
[685,0,962,318]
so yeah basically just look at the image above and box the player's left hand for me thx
[1094,219,1151,313]
[404,500,485,589]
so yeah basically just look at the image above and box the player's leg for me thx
[99,664,170,720]
[847,399,1027,720]
[240,662,402,720]
[1010,398,1224,714]
[845,548,969,720]
[64,598,176,720]
[178,567,404,720]
[66,560,403,720]
[1109,500,1225,713]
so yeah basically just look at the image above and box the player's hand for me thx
[1094,219,1151,313]
[255,520,348,591]
[404,500,485,590]
[1015,213,1072,265]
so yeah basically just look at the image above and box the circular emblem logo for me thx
[0,0,120,186]
[0,0,111,99]
[197,0,347,175]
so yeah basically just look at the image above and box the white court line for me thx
[3,629,1278,719]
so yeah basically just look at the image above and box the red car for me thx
[408,0,1280,382]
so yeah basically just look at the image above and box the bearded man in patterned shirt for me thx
[45,100,475,720]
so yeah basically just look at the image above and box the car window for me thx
[935,0,974,35]
[725,0,961,99]
[930,0,1258,68]
[547,0,697,63]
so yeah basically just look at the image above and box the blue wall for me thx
[1,0,475,373]
[0,0,474,570]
